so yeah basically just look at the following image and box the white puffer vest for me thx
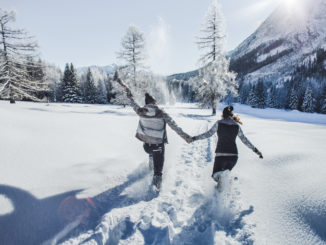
[135,106,167,144]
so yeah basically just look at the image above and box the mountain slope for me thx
[230,0,326,84]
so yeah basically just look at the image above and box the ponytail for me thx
[232,114,243,125]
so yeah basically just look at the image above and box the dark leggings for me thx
[143,143,165,176]
[212,155,238,176]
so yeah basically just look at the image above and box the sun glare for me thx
[279,0,306,22]
[283,0,296,9]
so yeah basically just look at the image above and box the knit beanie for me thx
[145,93,156,105]
[222,105,234,118]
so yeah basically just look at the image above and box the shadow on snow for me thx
[0,164,156,245]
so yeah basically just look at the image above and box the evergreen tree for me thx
[105,76,114,102]
[267,85,275,108]
[289,87,299,110]
[238,82,250,104]
[96,80,107,104]
[83,68,97,104]
[55,78,65,102]
[301,84,314,112]
[255,79,266,108]
[44,64,63,102]
[320,84,326,114]
[194,0,237,114]
[62,63,81,103]
[248,84,258,107]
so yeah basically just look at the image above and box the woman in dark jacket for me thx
[191,106,263,190]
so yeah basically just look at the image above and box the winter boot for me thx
[212,172,223,192]
[149,154,154,170]
[152,175,162,192]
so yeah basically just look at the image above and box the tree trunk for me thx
[212,107,216,115]
[9,87,15,104]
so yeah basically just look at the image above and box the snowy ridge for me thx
[230,0,326,84]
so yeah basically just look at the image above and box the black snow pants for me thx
[212,155,238,176]
[143,143,165,177]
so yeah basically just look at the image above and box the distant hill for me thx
[166,70,199,82]
[77,65,117,76]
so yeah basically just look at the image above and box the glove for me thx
[254,148,263,159]
[185,136,196,144]
[121,86,132,98]
[126,90,132,98]
[138,108,148,114]
[113,71,119,81]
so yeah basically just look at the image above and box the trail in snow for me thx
[59,116,255,245]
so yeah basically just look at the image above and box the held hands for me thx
[185,136,192,144]
[185,136,196,144]
[254,148,263,159]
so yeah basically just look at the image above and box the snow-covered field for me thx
[0,101,326,245]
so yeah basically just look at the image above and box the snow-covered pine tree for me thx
[83,68,97,104]
[267,84,275,108]
[61,63,81,103]
[0,9,48,103]
[95,80,106,104]
[238,81,250,104]
[301,84,315,112]
[319,84,326,114]
[255,79,266,108]
[104,76,114,102]
[194,0,237,114]
[44,63,62,102]
[289,87,299,110]
[247,84,258,107]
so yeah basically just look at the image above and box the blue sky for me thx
[1,0,283,75]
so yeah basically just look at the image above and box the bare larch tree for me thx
[0,9,47,103]
[195,0,237,114]
[117,25,146,88]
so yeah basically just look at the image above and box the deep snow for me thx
[0,101,326,245]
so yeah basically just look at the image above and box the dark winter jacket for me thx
[129,96,189,144]
[193,117,256,155]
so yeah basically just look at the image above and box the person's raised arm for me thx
[114,71,144,115]
[119,80,148,116]
[192,121,218,141]
[238,127,263,158]
[125,88,140,113]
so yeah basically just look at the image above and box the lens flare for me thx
[58,195,93,224]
